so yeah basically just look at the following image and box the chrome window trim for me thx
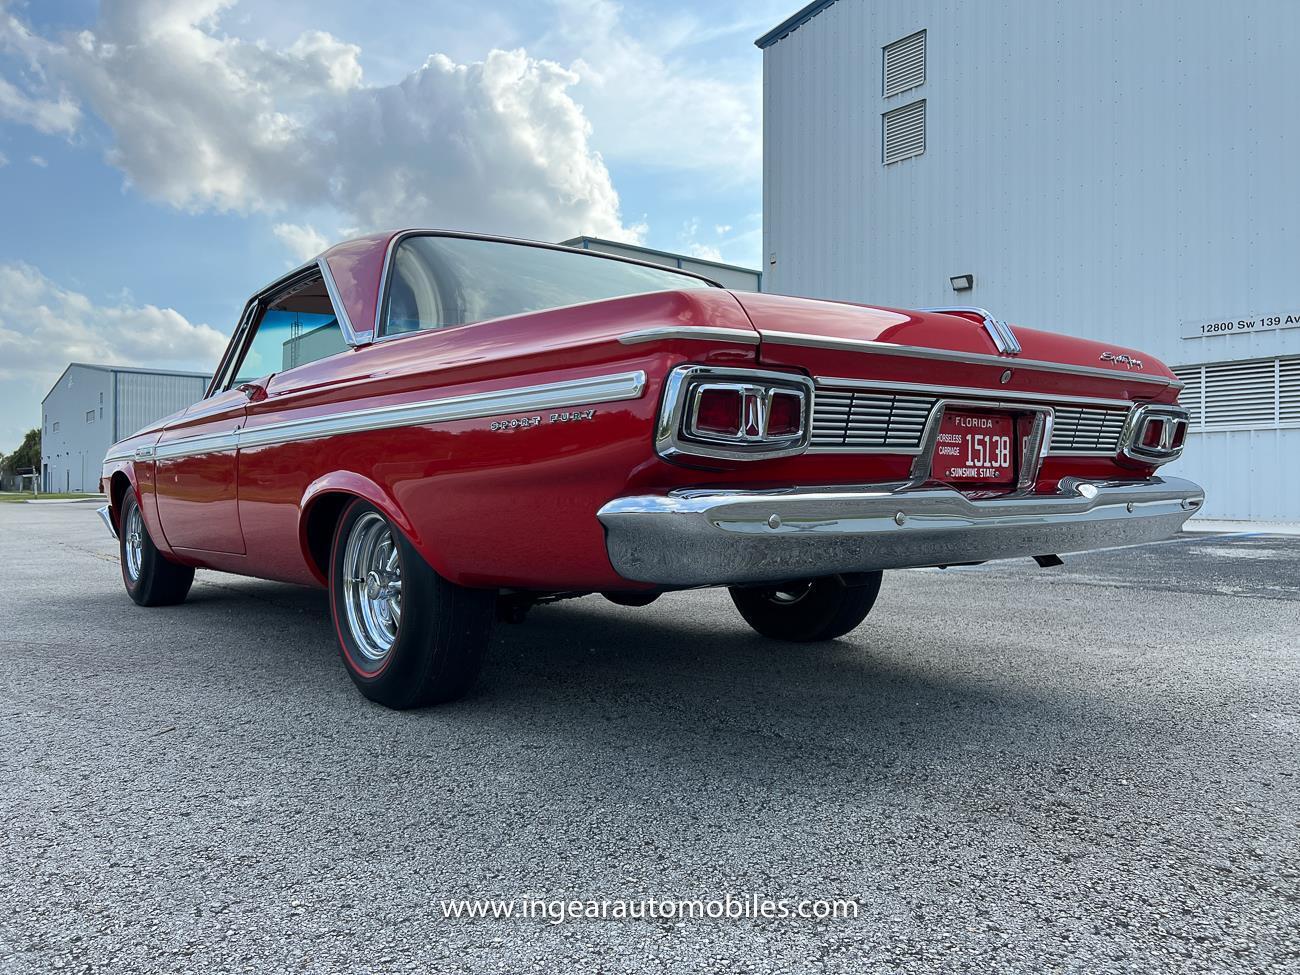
[373,230,723,340]
[923,306,1022,355]
[108,371,646,463]
[656,364,815,462]
[209,262,348,398]
[619,326,761,346]
[762,329,1182,389]
[317,256,369,346]
[205,299,258,399]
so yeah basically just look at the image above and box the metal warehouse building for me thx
[758,0,1300,521]
[41,364,210,493]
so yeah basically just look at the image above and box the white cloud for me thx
[28,153,45,167]
[687,242,724,262]
[0,261,234,451]
[0,261,228,387]
[0,74,80,134]
[272,222,329,262]
[0,150,7,167]
[0,0,639,241]
[548,0,761,183]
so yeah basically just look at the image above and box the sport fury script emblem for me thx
[1099,351,1145,370]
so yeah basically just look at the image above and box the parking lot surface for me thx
[1,502,1297,973]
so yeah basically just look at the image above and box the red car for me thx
[99,230,1202,708]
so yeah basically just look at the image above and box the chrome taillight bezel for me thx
[656,365,814,462]
[1119,404,1190,466]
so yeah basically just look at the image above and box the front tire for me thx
[329,499,495,709]
[729,572,882,642]
[119,491,194,607]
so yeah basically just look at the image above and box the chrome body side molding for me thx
[598,476,1205,586]
[103,371,647,464]
[618,326,761,346]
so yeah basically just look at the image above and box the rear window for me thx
[380,236,715,337]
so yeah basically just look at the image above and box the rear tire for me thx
[329,499,495,709]
[119,491,194,607]
[729,572,882,642]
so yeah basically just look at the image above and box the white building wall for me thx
[761,0,1300,520]
[41,366,210,493]
[41,365,114,493]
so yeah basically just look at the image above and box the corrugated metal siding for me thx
[114,372,209,441]
[762,0,1300,519]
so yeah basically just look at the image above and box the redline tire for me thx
[328,499,495,709]
[729,572,882,642]
[119,491,195,607]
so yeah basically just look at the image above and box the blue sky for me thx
[0,0,794,450]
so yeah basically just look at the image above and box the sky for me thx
[0,0,794,450]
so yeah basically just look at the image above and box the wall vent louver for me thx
[1173,357,1300,429]
[883,30,926,97]
[883,100,926,164]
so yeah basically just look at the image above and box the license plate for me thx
[932,411,1016,484]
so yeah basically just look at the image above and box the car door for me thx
[152,388,248,554]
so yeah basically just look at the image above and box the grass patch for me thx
[0,491,104,503]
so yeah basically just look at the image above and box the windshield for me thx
[381,236,716,337]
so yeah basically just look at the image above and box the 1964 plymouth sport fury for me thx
[99,230,1203,708]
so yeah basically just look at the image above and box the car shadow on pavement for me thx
[95,574,1092,791]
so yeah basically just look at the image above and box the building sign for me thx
[1182,312,1300,340]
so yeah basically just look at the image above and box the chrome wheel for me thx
[342,512,403,667]
[123,504,144,583]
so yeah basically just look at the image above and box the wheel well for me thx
[109,472,131,530]
[302,492,356,584]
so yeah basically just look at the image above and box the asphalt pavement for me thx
[1,502,1297,973]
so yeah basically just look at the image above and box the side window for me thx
[225,272,349,388]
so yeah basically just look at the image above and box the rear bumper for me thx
[597,476,1204,587]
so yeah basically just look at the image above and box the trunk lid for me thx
[731,292,1179,403]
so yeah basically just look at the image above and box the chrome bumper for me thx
[97,505,118,540]
[597,476,1205,586]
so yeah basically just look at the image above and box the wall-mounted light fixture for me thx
[950,273,974,291]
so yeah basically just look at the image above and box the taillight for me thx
[1140,418,1165,448]
[1121,405,1190,466]
[767,391,804,436]
[659,365,814,462]
[693,387,744,435]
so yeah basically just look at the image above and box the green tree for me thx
[2,428,40,475]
